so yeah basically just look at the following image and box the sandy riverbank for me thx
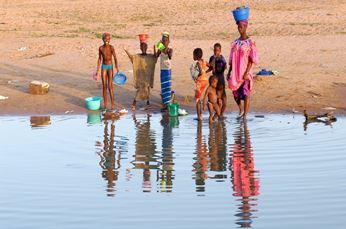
[1,0,345,115]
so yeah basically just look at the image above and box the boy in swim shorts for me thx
[96,32,119,110]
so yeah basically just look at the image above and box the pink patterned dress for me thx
[228,38,259,101]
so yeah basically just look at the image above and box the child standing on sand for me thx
[193,48,209,121]
[156,32,173,111]
[203,75,221,124]
[227,20,258,119]
[124,40,157,111]
[208,43,227,118]
[96,32,119,110]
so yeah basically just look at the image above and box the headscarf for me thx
[162,31,170,38]
[236,20,248,26]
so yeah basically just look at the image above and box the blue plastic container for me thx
[85,96,102,110]
[257,69,274,76]
[113,72,127,85]
[232,7,250,22]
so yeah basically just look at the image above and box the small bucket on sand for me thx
[85,96,102,110]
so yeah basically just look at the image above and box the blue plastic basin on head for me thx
[232,7,250,22]
[113,72,127,85]
[85,96,103,110]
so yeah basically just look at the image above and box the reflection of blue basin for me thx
[87,112,102,124]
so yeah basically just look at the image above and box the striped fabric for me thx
[160,69,172,105]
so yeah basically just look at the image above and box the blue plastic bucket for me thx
[113,72,127,85]
[232,7,250,22]
[85,96,102,110]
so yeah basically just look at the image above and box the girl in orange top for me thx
[193,48,209,121]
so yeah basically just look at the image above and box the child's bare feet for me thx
[101,100,105,109]
[145,101,150,110]
[213,115,218,122]
[209,117,214,125]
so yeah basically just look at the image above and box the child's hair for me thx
[214,43,221,49]
[193,48,203,60]
[102,32,110,40]
[209,75,218,85]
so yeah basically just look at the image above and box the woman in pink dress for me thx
[227,20,259,119]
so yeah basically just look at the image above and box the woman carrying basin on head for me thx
[227,18,259,120]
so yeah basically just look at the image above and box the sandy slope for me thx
[1,0,346,115]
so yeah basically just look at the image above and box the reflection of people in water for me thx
[30,116,51,128]
[231,120,260,228]
[159,114,176,192]
[193,121,209,192]
[208,121,227,173]
[132,114,158,192]
[97,120,121,196]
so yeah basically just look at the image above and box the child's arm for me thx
[206,57,213,73]
[96,47,102,75]
[205,61,211,73]
[226,63,232,80]
[222,56,227,71]
[111,46,119,73]
[196,61,202,78]
[124,48,133,63]
[167,48,173,59]
[156,50,161,58]
[153,45,158,62]
[203,87,209,111]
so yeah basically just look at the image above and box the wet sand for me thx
[1,0,346,115]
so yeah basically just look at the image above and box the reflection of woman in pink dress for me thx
[227,20,259,119]
[231,121,260,228]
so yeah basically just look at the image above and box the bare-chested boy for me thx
[96,32,119,110]
[203,75,221,124]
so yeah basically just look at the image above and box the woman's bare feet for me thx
[237,110,244,119]
[131,100,136,111]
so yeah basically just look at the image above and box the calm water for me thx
[0,113,345,229]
